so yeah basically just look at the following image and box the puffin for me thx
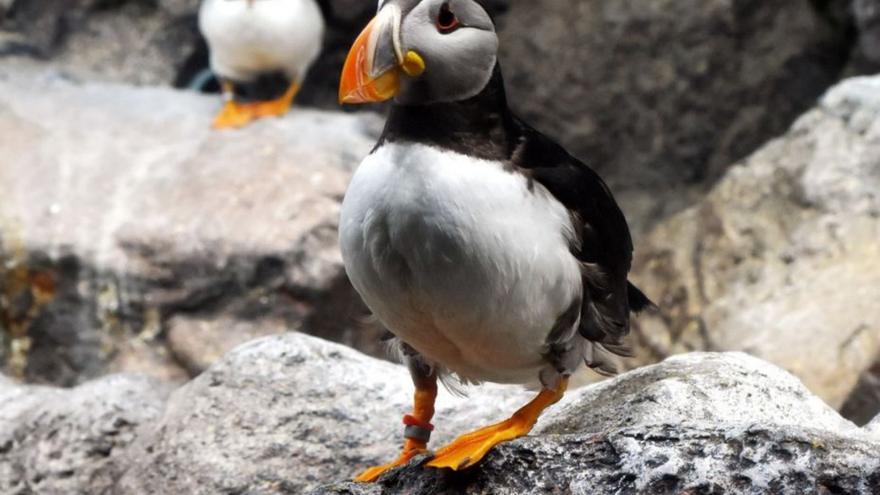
[338,0,654,482]
[198,0,325,129]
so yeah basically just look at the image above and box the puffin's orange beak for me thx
[339,7,426,105]
[339,16,400,104]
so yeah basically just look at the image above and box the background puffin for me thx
[338,0,654,482]
[199,0,325,129]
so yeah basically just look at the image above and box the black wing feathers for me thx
[509,117,652,369]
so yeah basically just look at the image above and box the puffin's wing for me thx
[510,118,653,369]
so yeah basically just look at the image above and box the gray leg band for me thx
[404,425,432,443]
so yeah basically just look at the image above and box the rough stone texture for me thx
[628,75,880,412]
[4,333,878,494]
[498,0,854,233]
[115,333,534,495]
[0,373,172,495]
[314,353,880,495]
[0,65,383,386]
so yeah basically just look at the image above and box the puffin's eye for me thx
[436,3,460,33]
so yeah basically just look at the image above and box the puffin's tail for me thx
[627,281,656,313]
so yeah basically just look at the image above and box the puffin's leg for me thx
[426,376,568,471]
[354,357,438,482]
[212,80,261,129]
[254,81,300,118]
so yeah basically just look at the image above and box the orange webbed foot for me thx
[211,101,262,129]
[426,377,568,471]
[254,82,300,119]
[425,415,531,470]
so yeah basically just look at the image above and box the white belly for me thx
[339,143,583,384]
[199,0,325,81]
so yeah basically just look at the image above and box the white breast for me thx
[199,0,325,82]
[339,143,583,385]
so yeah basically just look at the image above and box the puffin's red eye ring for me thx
[437,3,460,33]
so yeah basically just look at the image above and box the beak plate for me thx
[339,11,403,104]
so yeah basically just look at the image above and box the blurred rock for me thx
[855,0,880,64]
[843,362,880,426]
[115,333,534,495]
[0,0,199,86]
[315,353,880,494]
[165,315,286,374]
[0,373,171,495]
[0,66,383,386]
[498,0,854,232]
[629,75,880,410]
[159,0,200,19]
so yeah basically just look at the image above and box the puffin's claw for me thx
[354,444,426,482]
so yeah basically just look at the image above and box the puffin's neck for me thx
[377,64,518,161]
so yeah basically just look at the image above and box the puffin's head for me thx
[339,0,498,106]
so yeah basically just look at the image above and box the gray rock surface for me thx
[865,410,880,437]
[0,373,172,495]
[0,66,383,386]
[115,333,534,495]
[498,0,854,233]
[314,353,880,495]
[629,74,880,411]
[4,333,878,494]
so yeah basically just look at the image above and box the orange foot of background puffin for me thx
[212,81,300,130]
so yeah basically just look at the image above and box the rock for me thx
[0,373,171,495]
[0,65,383,386]
[855,0,880,65]
[314,353,880,494]
[115,332,534,495]
[0,0,200,86]
[497,0,854,233]
[842,362,880,426]
[165,315,288,375]
[865,411,880,437]
[629,75,880,411]
[5,329,878,493]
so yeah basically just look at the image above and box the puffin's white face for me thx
[340,0,498,105]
